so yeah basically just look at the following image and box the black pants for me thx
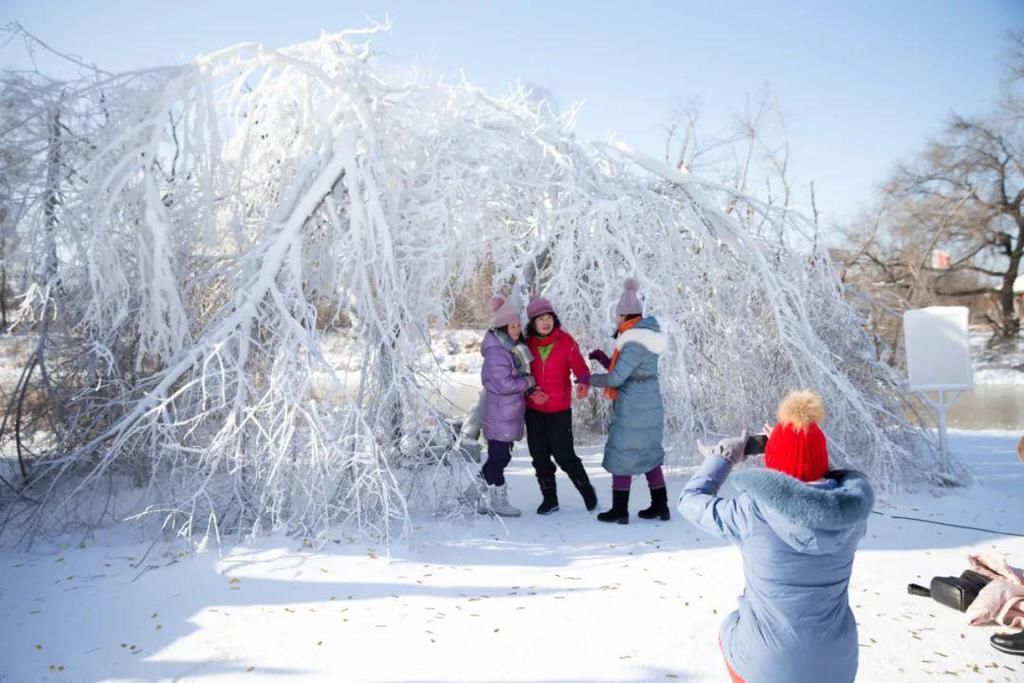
[525,409,587,484]
[481,440,513,486]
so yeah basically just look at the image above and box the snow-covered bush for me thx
[0,26,953,547]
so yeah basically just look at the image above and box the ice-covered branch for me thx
[0,27,950,548]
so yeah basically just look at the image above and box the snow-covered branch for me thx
[0,28,949,548]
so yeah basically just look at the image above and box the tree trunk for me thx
[1,268,8,330]
[43,102,61,282]
[999,252,1022,338]
[999,215,1024,339]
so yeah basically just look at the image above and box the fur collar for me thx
[730,468,875,531]
[615,327,667,355]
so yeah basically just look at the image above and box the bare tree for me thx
[664,88,796,224]
[841,31,1024,342]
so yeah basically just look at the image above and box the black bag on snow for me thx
[907,569,992,612]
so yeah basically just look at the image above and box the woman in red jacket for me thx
[524,298,598,514]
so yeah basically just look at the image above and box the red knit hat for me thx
[764,390,829,482]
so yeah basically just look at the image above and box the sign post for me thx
[902,307,974,469]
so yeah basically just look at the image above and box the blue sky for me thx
[3,1,1022,224]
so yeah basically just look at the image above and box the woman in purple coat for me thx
[474,296,540,517]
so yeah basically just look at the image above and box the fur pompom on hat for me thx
[776,390,826,428]
[489,295,520,329]
[615,277,643,316]
[765,390,829,483]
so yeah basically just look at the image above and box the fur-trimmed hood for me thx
[730,468,874,553]
[615,316,667,355]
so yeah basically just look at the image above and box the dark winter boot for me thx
[536,475,560,515]
[596,489,629,524]
[990,630,1024,656]
[570,474,599,511]
[637,487,670,521]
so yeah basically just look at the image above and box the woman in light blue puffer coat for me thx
[678,390,875,683]
[588,278,669,524]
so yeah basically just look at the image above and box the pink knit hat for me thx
[526,297,555,320]
[489,296,520,328]
[615,278,642,316]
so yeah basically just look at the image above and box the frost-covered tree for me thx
[0,26,950,548]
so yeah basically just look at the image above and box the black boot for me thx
[597,489,629,524]
[536,475,559,515]
[570,474,599,511]
[637,487,670,521]
[990,630,1024,656]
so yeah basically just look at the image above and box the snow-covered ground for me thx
[2,430,1022,682]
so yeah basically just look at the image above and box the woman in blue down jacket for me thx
[678,390,874,683]
[587,278,669,524]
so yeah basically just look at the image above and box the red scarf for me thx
[604,317,643,400]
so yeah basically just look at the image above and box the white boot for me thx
[486,483,521,518]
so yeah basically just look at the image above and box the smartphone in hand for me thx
[743,433,769,456]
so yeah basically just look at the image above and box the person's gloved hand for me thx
[588,349,611,369]
[714,430,749,466]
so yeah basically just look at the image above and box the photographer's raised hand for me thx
[714,430,749,466]
[678,429,753,543]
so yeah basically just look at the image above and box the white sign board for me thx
[903,306,973,391]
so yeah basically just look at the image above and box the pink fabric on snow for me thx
[968,553,1024,583]
[967,581,1024,628]
[965,554,1024,629]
